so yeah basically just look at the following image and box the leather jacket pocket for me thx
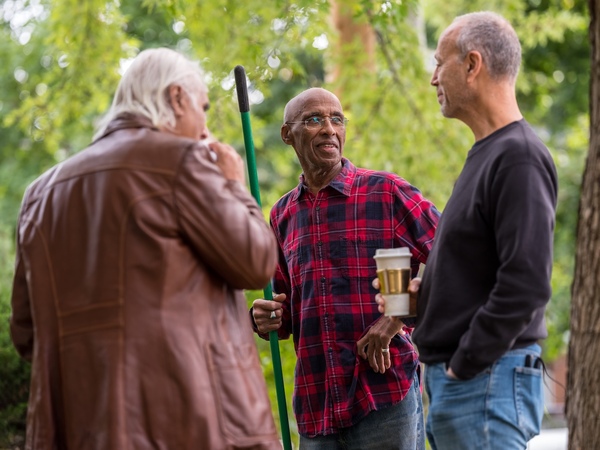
[207,341,278,446]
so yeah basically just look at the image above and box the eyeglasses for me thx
[286,115,349,129]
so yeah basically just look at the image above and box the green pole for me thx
[234,65,292,450]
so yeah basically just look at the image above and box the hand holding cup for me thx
[374,248,416,318]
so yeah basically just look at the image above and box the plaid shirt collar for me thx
[292,157,356,201]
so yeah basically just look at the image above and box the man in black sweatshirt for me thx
[377,11,557,450]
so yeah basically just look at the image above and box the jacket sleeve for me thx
[173,144,278,290]
[10,233,34,362]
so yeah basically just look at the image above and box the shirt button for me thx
[321,277,326,283]
[317,241,322,246]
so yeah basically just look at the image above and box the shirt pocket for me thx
[283,240,308,287]
[331,234,384,279]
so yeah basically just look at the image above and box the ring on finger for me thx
[270,311,277,319]
[381,348,390,353]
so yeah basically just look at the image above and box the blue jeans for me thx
[424,344,544,450]
[299,371,425,449]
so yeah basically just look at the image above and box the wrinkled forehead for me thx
[284,89,342,122]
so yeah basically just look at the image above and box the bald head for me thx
[283,88,342,123]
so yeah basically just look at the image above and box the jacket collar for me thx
[94,113,158,142]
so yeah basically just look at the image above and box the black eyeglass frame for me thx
[285,116,349,128]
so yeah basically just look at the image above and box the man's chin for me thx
[316,157,343,170]
[440,106,455,119]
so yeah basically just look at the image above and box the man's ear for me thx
[465,50,483,81]
[281,124,292,145]
[167,84,185,116]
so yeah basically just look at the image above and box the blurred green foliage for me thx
[0,0,589,446]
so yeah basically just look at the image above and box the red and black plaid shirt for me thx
[265,159,439,437]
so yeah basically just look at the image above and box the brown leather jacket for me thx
[10,115,282,450]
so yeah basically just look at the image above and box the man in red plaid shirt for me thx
[252,88,439,449]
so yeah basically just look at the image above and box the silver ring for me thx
[381,348,390,353]
[270,311,277,319]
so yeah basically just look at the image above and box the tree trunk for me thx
[566,1,600,448]
[327,0,376,87]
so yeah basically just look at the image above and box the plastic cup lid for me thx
[374,247,411,258]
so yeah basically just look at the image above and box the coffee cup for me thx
[373,247,415,318]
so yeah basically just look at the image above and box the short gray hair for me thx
[452,12,521,82]
[94,48,206,139]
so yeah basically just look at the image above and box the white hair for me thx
[94,48,206,139]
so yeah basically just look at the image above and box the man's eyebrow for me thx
[301,111,321,118]
[302,110,343,118]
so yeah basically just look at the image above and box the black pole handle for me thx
[234,65,250,113]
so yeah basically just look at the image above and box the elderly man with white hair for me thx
[10,48,281,450]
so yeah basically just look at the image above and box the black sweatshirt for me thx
[413,120,558,380]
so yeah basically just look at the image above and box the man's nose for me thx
[430,69,439,86]
[320,118,336,134]
[199,125,210,141]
